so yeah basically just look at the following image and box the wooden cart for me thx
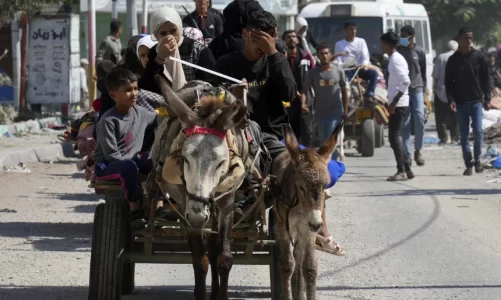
[87,178,282,300]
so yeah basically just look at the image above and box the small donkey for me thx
[272,122,343,300]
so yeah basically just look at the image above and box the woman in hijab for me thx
[121,34,149,75]
[136,35,157,68]
[295,16,319,56]
[138,6,215,93]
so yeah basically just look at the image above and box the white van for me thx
[299,0,434,92]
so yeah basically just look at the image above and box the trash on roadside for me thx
[0,208,17,213]
[423,136,440,144]
[3,132,14,138]
[3,162,31,173]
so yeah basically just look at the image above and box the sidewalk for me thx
[0,117,77,169]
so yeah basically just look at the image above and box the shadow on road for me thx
[0,222,93,252]
[317,284,501,291]
[0,285,271,300]
[38,192,100,202]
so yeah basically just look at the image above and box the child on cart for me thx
[93,68,157,215]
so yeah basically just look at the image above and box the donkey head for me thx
[155,75,247,228]
[284,122,343,232]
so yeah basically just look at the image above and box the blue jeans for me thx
[456,102,483,168]
[95,158,153,202]
[316,117,342,144]
[402,90,425,157]
[346,69,378,97]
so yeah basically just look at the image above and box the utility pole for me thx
[141,0,148,34]
[127,0,138,38]
[19,14,28,111]
[88,0,96,107]
[112,0,118,20]
[10,14,21,110]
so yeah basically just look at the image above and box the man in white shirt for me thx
[432,40,459,144]
[381,31,414,181]
[334,20,378,100]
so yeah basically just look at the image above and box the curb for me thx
[0,142,76,169]
[0,117,63,136]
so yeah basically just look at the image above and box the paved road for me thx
[1,131,501,300]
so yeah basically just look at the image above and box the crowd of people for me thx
[71,0,494,257]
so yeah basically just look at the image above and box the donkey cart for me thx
[342,66,385,158]
[87,176,282,300]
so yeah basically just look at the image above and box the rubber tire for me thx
[361,119,375,157]
[121,220,135,295]
[269,210,281,300]
[89,203,104,300]
[89,198,128,300]
[375,123,385,148]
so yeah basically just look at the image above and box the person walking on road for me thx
[283,29,315,144]
[301,44,349,147]
[433,40,459,145]
[445,28,491,176]
[96,20,123,64]
[79,59,89,111]
[397,25,427,166]
[381,31,414,181]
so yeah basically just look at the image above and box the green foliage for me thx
[0,0,63,18]
[406,0,501,41]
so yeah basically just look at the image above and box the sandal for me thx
[315,235,346,256]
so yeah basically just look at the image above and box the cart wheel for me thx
[121,221,135,295]
[361,119,375,157]
[269,210,281,300]
[375,122,385,148]
[88,193,128,300]
[89,203,104,300]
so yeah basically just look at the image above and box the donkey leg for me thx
[188,231,208,300]
[216,206,234,300]
[276,225,294,300]
[292,242,306,300]
[208,215,220,300]
[302,239,318,300]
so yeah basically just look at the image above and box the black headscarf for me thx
[208,0,263,61]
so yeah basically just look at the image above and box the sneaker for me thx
[406,170,415,180]
[387,172,407,181]
[414,150,425,166]
[463,168,473,176]
[474,161,484,173]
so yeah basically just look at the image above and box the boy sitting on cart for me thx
[93,68,157,215]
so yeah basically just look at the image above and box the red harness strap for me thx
[184,126,226,139]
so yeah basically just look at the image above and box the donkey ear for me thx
[154,74,197,127]
[212,101,247,132]
[317,121,344,163]
[284,124,301,163]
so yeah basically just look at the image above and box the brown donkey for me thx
[272,122,343,300]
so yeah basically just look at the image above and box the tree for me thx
[0,0,65,18]
[406,0,501,42]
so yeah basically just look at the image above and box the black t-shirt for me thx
[215,51,297,139]
[182,9,223,39]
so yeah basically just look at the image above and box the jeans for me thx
[95,158,153,202]
[316,116,343,144]
[434,95,459,143]
[402,90,425,156]
[456,102,483,168]
[389,107,411,173]
[346,69,378,97]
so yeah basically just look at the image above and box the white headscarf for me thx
[447,40,458,51]
[295,16,312,55]
[150,6,187,91]
[183,27,205,45]
[136,35,157,59]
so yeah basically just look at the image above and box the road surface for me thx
[1,133,501,300]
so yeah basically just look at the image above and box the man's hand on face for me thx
[250,29,278,56]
